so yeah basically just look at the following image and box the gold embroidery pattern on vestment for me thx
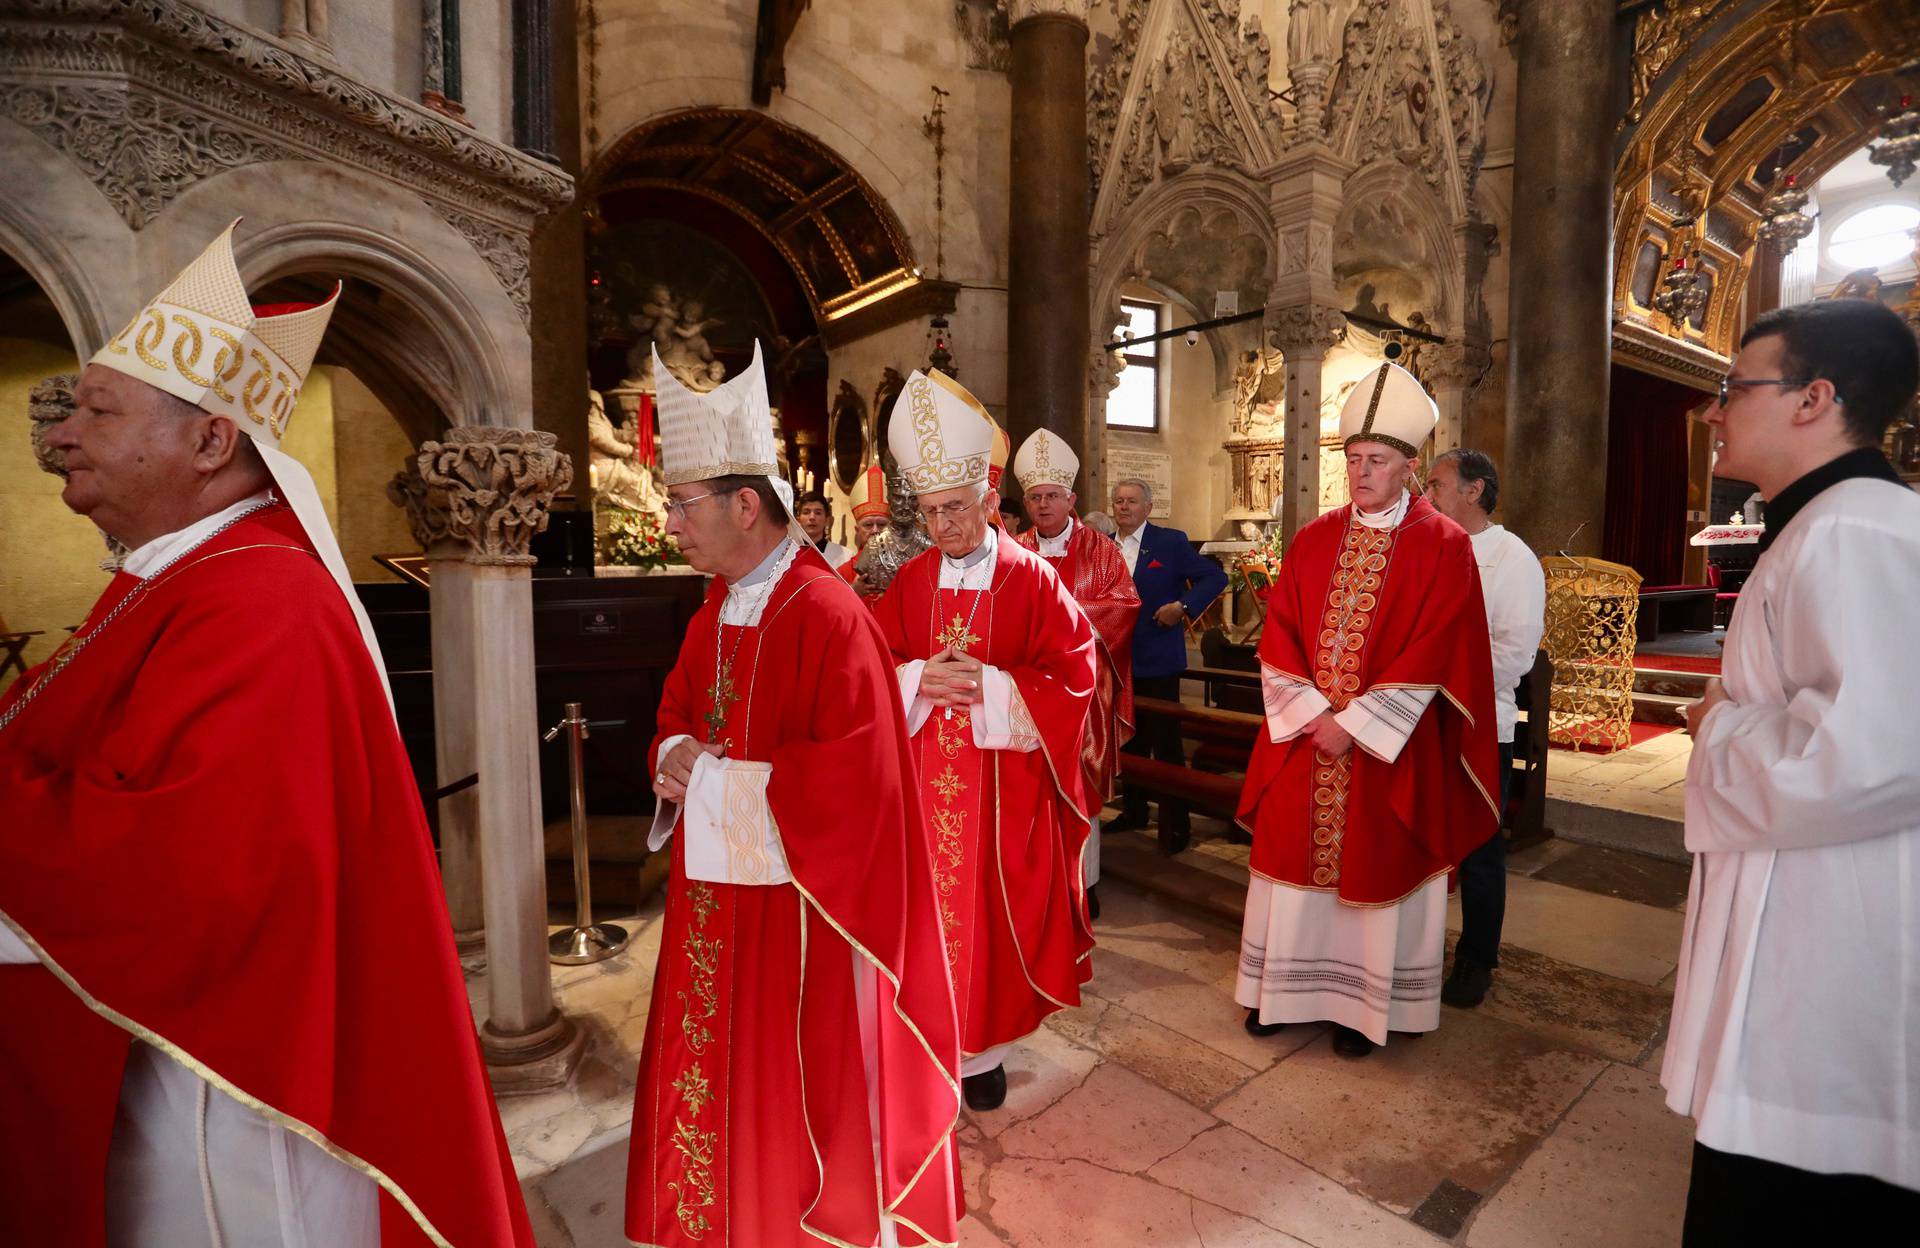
[930,804,968,970]
[935,708,970,760]
[669,878,722,1238]
[932,766,965,803]
[722,770,772,884]
[668,1118,718,1239]
[1307,521,1396,888]
[936,612,981,653]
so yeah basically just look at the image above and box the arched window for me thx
[1825,202,1920,272]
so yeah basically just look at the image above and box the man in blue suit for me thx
[1106,478,1228,850]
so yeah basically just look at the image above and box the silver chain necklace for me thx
[0,496,277,735]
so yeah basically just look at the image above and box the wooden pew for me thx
[1118,695,1262,850]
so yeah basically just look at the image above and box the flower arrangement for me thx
[599,506,686,570]
[1228,527,1284,603]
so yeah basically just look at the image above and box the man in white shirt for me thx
[1424,449,1545,1007]
[1664,297,1920,1240]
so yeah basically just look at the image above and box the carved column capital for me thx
[1008,0,1088,27]
[27,372,79,479]
[1424,341,1491,390]
[1266,303,1348,357]
[416,426,573,566]
[387,454,453,551]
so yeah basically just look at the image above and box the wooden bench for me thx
[1119,695,1261,851]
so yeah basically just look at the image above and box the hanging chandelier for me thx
[1869,94,1919,189]
[1653,249,1711,326]
[1755,172,1816,251]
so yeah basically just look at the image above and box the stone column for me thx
[1504,0,1615,555]
[1268,305,1347,538]
[387,459,484,955]
[1265,134,1351,542]
[1006,1,1090,463]
[417,427,584,1091]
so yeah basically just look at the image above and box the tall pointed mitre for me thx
[1339,361,1437,458]
[887,368,995,496]
[654,340,809,544]
[1012,428,1079,492]
[87,218,393,711]
[849,462,889,520]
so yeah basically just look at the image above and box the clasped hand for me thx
[1685,678,1729,737]
[1307,710,1354,758]
[920,645,985,708]
[654,737,725,803]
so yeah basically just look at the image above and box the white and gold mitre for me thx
[1339,361,1437,458]
[849,463,889,520]
[1012,428,1079,492]
[888,368,994,495]
[89,219,337,446]
[656,340,777,486]
[987,414,1011,492]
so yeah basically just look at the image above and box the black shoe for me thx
[1245,1008,1287,1037]
[1441,962,1494,1009]
[1158,821,1192,855]
[1086,885,1101,922]
[1331,1026,1375,1058]
[1103,811,1147,834]
[962,1064,1008,1111]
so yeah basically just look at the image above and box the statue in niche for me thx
[1152,30,1202,171]
[587,385,666,515]
[1230,348,1287,440]
[1387,28,1431,158]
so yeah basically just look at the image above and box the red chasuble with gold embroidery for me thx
[0,505,531,1248]
[1237,497,1500,905]
[1017,522,1138,805]
[872,536,1098,1056]
[626,545,960,1248]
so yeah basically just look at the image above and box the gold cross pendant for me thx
[936,612,981,654]
[703,668,737,741]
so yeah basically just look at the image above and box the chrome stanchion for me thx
[543,701,631,965]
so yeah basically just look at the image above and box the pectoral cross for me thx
[936,613,981,654]
[703,667,737,741]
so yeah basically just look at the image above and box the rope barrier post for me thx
[543,701,631,964]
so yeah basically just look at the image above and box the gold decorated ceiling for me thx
[592,109,918,319]
[1614,0,1919,359]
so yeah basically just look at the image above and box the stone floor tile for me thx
[1149,1125,1443,1247]
[1531,844,1693,911]
[1190,1200,1315,1247]
[1444,938,1673,1064]
[971,1020,1102,1138]
[1465,1064,1693,1248]
[1447,874,1683,986]
[1215,1009,1608,1214]
[959,1214,1008,1246]
[529,1135,629,1248]
[1082,997,1264,1108]
[1505,837,1583,878]
[983,1158,1217,1248]
[1087,947,1291,1071]
[997,1062,1218,1172]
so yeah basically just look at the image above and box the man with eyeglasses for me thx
[625,345,961,1248]
[1011,428,1138,919]
[1663,298,1920,1239]
[872,369,1098,1114]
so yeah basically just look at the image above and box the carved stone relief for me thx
[27,372,80,479]
[1088,0,1285,228]
[955,0,1013,72]
[0,0,568,325]
[1326,0,1490,205]
[1265,301,1348,356]
[417,427,574,565]
[387,455,454,552]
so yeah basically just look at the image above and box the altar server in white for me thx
[1663,297,1920,1240]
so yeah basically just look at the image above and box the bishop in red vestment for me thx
[1235,363,1499,1058]
[837,462,893,605]
[1012,428,1137,909]
[627,345,960,1248]
[0,222,529,1246]
[874,370,1098,1113]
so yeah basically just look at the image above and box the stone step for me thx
[1630,691,1692,728]
[1633,667,1713,698]
[1546,793,1688,864]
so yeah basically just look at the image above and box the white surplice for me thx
[1661,477,1920,1189]
[1236,491,1447,1045]
[1,497,377,1247]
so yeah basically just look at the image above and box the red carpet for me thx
[1634,651,1723,676]
[1554,720,1679,756]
